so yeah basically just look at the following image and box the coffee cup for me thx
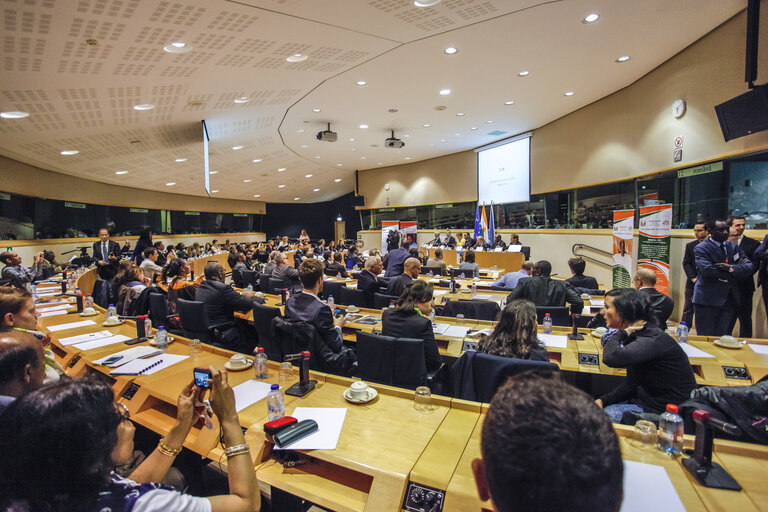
[228,353,249,368]
[595,327,607,335]
[347,306,359,313]
[349,380,370,400]
[83,307,97,315]
[255,291,264,298]
[580,293,591,300]
[105,316,120,325]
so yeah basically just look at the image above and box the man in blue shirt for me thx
[493,261,533,289]
[0,251,44,289]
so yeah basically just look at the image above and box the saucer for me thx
[591,330,607,338]
[347,306,360,313]
[80,311,99,317]
[225,359,253,371]
[103,320,124,327]
[459,288,471,294]
[148,336,175,346]
[714,337,744,349]
[344,387,378,404]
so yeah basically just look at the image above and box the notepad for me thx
[679,343,715,359]
[76,334,132,351]
[537,334,569,349]
[275,407,347,451]
[232,380,273,412]
[39,309,70,317]
[748,344,768,356]
[442,326,471,338]
[621,460,685,512]
[472,294,492,300]
[109,353,188,375]
[94,346,162,367]
[58,330,114,346]
[36,304,72,312]
[47,320,97,332]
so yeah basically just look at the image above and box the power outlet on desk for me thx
[403,481,444,512]
[578,353,599,366]
[122,383,140,401]
[723,366,750,380]
[67,355,81,368]
[462,340,478,352]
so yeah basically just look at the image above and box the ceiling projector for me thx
[316,122,337,142]
[385,129,404,148]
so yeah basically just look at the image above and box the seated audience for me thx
[357,256,383,308]
[190,242,202,258]
[326,252,348,277]
[382,281,442,372]
[456,232,466,247]
[271,252,303,294]
[0,373,261,511]
[443,229,457,248]
[463,232,475,248]
[426,247,448,274]
[299,229,310,243]
[597,288,696,422]
[153,241,167,266]
[473,236,490,251]
[139,247,164,283]
[565,257,599,290]
[459,250,480,278]
[163,258,202,330]
[284,259,357,375]
[492,234,507,250]
[345,247,362,269]
[40,250,68,278]
[473,373,623,512]
[195,262,258,349]
[0,251,44,289]
[383,240,411,277]
[509,233,521,246]
[254,243,269,264]
[120,241,132,255]
[506,260,584,315]
[175,243,189,260]
[227,246,238,269]
[493,261,533,289]
[478,299,548,361]
[386,257,421,297]
[0,331,46,411]
[114,266,149,315]
[430,232,442,246]
[264,250,279,276]
[231,253,248,277]
[633,268,674,330]
[278,236,290,251]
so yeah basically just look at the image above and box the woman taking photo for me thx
[0,370,262,512]
[381,281,442,372]
[478,299,548,361]
[596,288,697,423]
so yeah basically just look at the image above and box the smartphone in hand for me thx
[194,367,212,389]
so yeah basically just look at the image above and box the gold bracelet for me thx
[157,439,182,457]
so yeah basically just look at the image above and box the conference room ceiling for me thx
[0,0,745,203]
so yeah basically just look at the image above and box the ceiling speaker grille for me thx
[149,2,206,27]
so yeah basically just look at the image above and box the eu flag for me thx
[474,204,482,239]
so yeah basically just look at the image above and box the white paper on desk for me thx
[427,278,441,284]
[36,291,61,297]
[508,246,522,252]
[433,290,448,296]
[232,380,272,412]
[39,309,70,317]
[109,353,188,375]
[432,323,451,335]
[620,460,685,512]
[37,298,69,306]
[748,344,768,356]
[76,334,132,351]
[472,294,492,300]
[443,325,471,338]
[276,407,348,450]
[47,320,97,332]
[59,330,113,346]
[537,334,569,349]
[37,304,71,312]
[679,343,715,359]
[590,299,605,307]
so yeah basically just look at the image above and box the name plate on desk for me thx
[578,353,599,366]
[403,481,445,512]
[723,366,750,380]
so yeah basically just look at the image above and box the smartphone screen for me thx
[194,368,211,388]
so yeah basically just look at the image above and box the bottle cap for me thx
[680,321,686,325]
[271,384,279,391]
[108,304,114,307]
[257,347,264,353]
[666,404,678,413]
[158,326,165,331]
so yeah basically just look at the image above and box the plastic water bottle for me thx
[67,274,75,291]
[155,326,168,350]
[107,304,117,320]
[471,282,477,296]
[389,301,395,310]
[657,404,684,454]
[267,384,285,421]
[543,313,553,334]
[428,269,434,277]
[144,316,153,338]
[450,276,456,293]
[84,294,94,310]
[327,295,334,310]
[255,347,268,379]
[676,322,689,343]
[429,309,436,326]
[246,283,253,296]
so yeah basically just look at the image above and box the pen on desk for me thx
[11,327,47,340]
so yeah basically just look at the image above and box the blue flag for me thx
[474,204,482,239]
[488,203,495,243]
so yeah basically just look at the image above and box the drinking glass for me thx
[189,338,202,358]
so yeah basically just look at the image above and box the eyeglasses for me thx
[116,403,131,423]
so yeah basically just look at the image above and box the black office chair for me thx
[147,293,183,335]
[324,268,346,277]
[231,267,244,288]
[442,300,500,321]
[176,298,234,346]
[252,303,282,361]
[357,332,430,390]
[339,286,367,308]
[449,268,472,278]
[92,279,114,309]
[259,274,271,294]
[321,280,346,301]
[374,292,400,310]
[241,269,259,289]
[535,306,571,327]
[271,317,356,377]
[420,266,445,276]
[452,351,559,402]
[268,278,286,295]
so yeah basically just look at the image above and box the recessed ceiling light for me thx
[233,97,249,104]
[253,194,261,198]
[301,144,308,148]
[440,139,446,142]
[485,120,494,124]
[423,123,431,127]
[518,71,531,77]
[356,81,367,86]
[163,42,192,53]
[616,55,630,62]
[439,89,451,95]
[277,168,286,172]
[428,144,435,147]
[0,111,29,119]
[351,148,357,151]
[175,157,187,162]
[294,197,301,200]
[414,0,441,6]
[252,158,262,163]
[209,170,218,174]
[456,112,465,116]
[334,178,342,182]
[286,53,307,62]
[349,138,356,142]
[60,150,79,155]
[166,182,176,186]
[171,42,186,48]
[470,127,478,130]
[211,189,219,193]
[315,155,320,159]
[313,188,320,192]
[305,174,313,178]
[404,157,411,160]
[564,91,575,96]
[133,104,154,111]
[444,47,458,55]
[377,162,383,165]
[243,179,252,183]
[504,100,515,105]
[359,124,368,129]
[312,108,321,113]
[403,134,410,138]
[455,133,461,136]
[115,170,128,175]
[583,13,599,23]
[337,163,343,166]
[361,156,366,160]
[278,184,286,188]
[298,129,304,133]
[232,145,243,150]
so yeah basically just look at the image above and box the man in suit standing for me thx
[507,260,584,315]
[727,215,760,337]
[93,227,120,281]
[693,219,753,336]
[383,240,411,277]
[357,256,383,308]
[681,223,708,327]
[633,268,674,330]
[386,257,421,297]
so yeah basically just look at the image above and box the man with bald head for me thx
[358,256,383,308]
[633,268,674,330]
[0,331,45,411]
[386,257,422,297]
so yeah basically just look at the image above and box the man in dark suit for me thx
[754,234,768,325]
[271,251,303,294]
[93,227,121,281]
[507,260,584,315]
[681,223,708,327]
[727,215,760,337]
[429,232,442,247]
[284,259,356,374]
[386,257,421,297]
[443,229,457,248]
[383,240,411,277]
[195,262,261,350]
[565,257,599,290]
[153,241,167,267]
[492,235,507,251]
[357,256,383,308]
[633,268,674,330]
[693,219,754,336]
